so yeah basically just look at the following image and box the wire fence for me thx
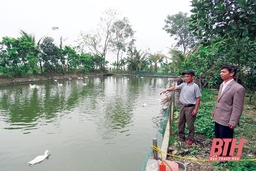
[140,93,174,171]
[132,71,175,77]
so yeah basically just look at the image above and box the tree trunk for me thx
[116,50,120,70]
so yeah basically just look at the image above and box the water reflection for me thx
[0,76,171,171]
[0,77,169,128]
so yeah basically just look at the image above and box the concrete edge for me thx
[161,117,170,160]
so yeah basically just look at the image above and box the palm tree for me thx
[20,30,42,74]
[148,53,166,73]
[126,47,148,71]
[169,49,186,74]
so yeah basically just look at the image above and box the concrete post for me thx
[153,138,158,160]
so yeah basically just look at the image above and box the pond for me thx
[0,75,171,171]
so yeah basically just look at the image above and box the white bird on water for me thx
[29,84,35,89]
[28,150,51,166]
[142,103,147,107]
[29,84,39,89]
[57,82,63,87]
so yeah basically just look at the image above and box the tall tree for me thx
[40,36,60,76]
[19,30,41,74]
[61,45,80,73]
[0,35,40,78]
[189,0,256,90]
[110,17,135,69]
[163,12,196,54]
[77,9,118,71]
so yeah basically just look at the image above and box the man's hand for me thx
[160,90,167,95]
[228,124,236,129]
[192,109,198,116]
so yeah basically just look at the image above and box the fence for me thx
[140,92,174,171]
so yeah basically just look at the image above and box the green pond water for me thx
[0,76,170,171]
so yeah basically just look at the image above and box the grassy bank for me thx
[167,89,256,171]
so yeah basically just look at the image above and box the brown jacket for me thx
[212,80,245,127]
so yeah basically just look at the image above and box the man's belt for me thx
[183,104,195,107]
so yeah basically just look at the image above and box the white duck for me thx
[29,84,40,89]
[28,150,50,166]
[29,84,35,89]
[57,82,63,87]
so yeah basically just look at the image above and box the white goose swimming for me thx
[57,82,63,87]
[28,150,50,166]
[29,84,39,89]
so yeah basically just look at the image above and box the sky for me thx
[0,0,192,63]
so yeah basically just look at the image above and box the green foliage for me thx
[40,36,60,74]
[194,89,217,138]
[163,12,196,54]
[80,53,93,71]
[91,54,107,71]
[190,0,256,40]
[168,49,186,75]
[148,53,166,73]
[0,32,100,77]
[182,45,220,88]
[188,0,256,92]
[195,103,215,138]
[125,47,149,71]
[0,34,41,77]
[214,158,256,171]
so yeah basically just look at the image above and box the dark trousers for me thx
[214,122,234,156]
[178,105,196,141]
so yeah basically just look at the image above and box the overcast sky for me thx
[0,0,192,62]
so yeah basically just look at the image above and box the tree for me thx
[19,30,42,75]
[168,49,186,75]
[160,60,173,74]
[110,17,135,69]
[61,45,80,73]
[163,12,196,54]
[182,44,221,88]
[91,54,108,71]
[190,0,256,41]
[80,53,93,72]
[77,9,118,71]
[0,36,36,77]
[0,38,14,77]
[189,0,256,91]
[40,36,60,76]
[126,47,148,71]
[148,53,166,73]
